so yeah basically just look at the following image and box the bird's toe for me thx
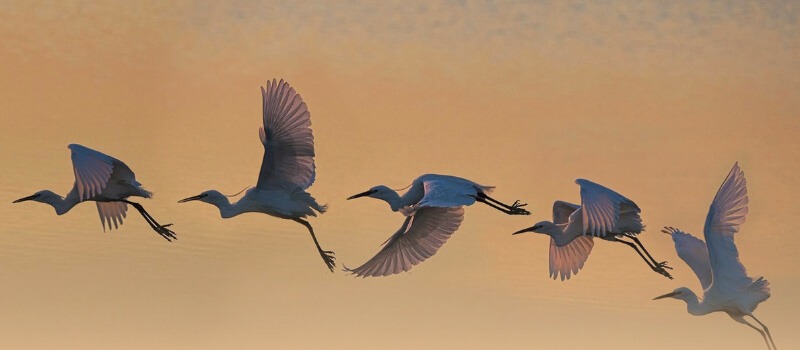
[157,227,177,241]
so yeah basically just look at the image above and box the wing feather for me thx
[577,179,641,237]
[96,202,128,231]
[69,144,118,201]
[553,201,580,225]
[549,235,594,281]
[703,162,755,291]
[345,207,465,277]
[416,176,486,208]
[664,227,713,290]
[256,79,316,191]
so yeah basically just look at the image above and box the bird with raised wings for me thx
[13,144,176,241]
[656,163,775,349]
[344,174,530,277]
[512,179,672,280]
[178,79,334,272]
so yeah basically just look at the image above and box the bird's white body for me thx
[197,187,325,219]
[13,144,175,240]
[659,163,775,349]
[368,174,494,214]
[345,173,528,277]
[539,199,643,248]
[513,179,672,280]
[179,79,334,271]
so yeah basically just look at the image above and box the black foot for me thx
[320,250,336,272]
[654,262,673,279]
[510,200,531,215]
[156,223,177,242]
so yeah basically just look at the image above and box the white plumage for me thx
[345,174,529,277]
[547,201,594,280]
[96,201,128,231]
[13,144,176,241]
[347,207,465,277]
[257,80,316,191]
[179,79,334,272]
[577,179,641,237]
[513,179,672,280]
[668,228,713,289]
[657,163,775,350]
[70,143,116,200]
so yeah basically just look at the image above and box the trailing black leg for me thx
[476,192,530,215]
[750,315,777,350]
[474,196,518,215]
[734,316,772,350]
[625,234,672,272]
[611,237,673,279]
[120,200,176,242]
[294,218,335,272]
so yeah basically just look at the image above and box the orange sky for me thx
[0,1,798,349]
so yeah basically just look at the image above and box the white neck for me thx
[207,195,240,218]
[540,223,573,246]
[43,188,81,215]
[375,190,405,212]
[679,290,712,316]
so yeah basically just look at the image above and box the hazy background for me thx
[1,1,798,349]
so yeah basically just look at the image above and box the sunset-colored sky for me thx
[1,1,798,349]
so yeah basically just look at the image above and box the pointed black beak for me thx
[512,226,536,235]
[178,194,205,203]
[347,190,376,200]
[13,194,38,203]
[653,291,681,300]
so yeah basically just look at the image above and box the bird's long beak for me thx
[12,194,38,203]
[347,190,376,200]
[512,226,535,235]
[178,194,204,203]
[653,291,681,300]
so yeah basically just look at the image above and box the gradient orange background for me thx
[1,1,798,349]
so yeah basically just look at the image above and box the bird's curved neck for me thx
[681,290,711,316]
[210,196,240,218]
[48,188,81,215]
[544,224,571,246]
[378,190,405,212]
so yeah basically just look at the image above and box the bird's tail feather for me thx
[744,277,771,311]
[475,184,495,194]
[749,277,771,297]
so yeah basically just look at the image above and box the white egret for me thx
[178,79,334,272]
[513,179,672,280]
[656,163,775,350]
[13,144,176,241]
[344,174,530,277]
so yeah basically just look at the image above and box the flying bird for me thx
[13,144,176,241]
[178,79,334,272]
[656,163,775,350]
[344,174,530,277]
[512,179,672,280]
